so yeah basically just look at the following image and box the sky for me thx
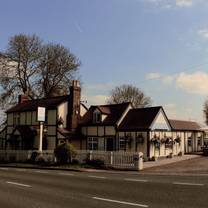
[0,0,208,123]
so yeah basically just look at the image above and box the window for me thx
[198,139,201,146]
[88,137,98,150]
[188,138,192,146]
[93,112,101,123]
[119,137,126,151]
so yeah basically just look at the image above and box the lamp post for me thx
[37,107,46,153]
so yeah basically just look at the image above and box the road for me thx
[0,167,207,208]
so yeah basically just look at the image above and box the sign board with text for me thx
[37,107,46,122]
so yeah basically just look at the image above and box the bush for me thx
[54,143,77,164]
[29,151,38,163]
[85,158,105,168]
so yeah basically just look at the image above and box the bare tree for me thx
[38,43,80,98]
[107,84,152,108]
[203,100,208,125]
[0,34,42,106]
[0,34,80,107]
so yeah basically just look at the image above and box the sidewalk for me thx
[143,154,200,169]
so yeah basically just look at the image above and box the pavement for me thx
[0,167,207,207]
[143,154,200,169]
[142,155,208,175]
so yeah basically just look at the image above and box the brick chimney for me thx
[18,94,29,104]
[67,80,81,131]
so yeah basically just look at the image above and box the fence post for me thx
[89,151,93,161]
[134,152,143,171]
[110,151,113,165]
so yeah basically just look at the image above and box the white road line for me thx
[173,182,204,186]
[58,172,74,176]
[35,170,48,174]
[124,178,148,183]
[6,181,31,188]
[0,168,9,170]
[15,168,27,172]
[88,175,106,179]
[92,197,148,207]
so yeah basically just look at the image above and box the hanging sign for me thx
[37,107,46,122]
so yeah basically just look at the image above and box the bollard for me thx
[134,152,143,171]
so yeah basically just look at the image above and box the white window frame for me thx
[88,137,98,150]
[119,137,126,151]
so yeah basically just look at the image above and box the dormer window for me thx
[93,111,101,123]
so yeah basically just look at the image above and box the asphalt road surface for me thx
[0,167,207,208]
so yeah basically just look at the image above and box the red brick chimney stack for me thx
[67,80,81,131]
[18,94,29,104]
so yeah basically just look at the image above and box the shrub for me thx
[29,151,38,163]
[85,158,105,168]
[54,143,77,164]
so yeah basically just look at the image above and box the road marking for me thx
[92,197,148,207]
[35,170,48,174]
[0,168,9,170]
[173,182,204,186]
[15,168,27,172]
[124,178,148,183]
[58,172,74,176]
[6,181,31,188]
[88,175,106,179]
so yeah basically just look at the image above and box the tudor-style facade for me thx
[80,102,132,151]
[169,119,204,154]
[81,104,204,159]
[0,80,87,150]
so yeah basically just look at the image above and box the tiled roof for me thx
[118,106,163,130]
[169,119,201,131]
[7,95,69,113]
[80,102,130,126]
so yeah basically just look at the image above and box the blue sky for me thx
[1,0,208,123]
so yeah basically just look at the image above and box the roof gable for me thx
[150,109,171,131]
[80,102,131,126]
[118,106,168,131]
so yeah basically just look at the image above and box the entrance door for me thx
[106,138,114,151]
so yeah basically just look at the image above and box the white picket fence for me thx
[0,150,143,170]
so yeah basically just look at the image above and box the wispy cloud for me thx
[198,28,208,39]
[74,21,83,33]
[143,0,199,9]
[176,0,193,7]
[146,72,175,84]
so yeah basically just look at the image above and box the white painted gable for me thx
[150,109,171,131]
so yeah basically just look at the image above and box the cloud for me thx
[81,82,114,106]
[198,29,208,39]
[176,71,208,95]
[146,71,208,95]
[176,0,193,7]
[146,72,175,84]
[82,94,108,105]
[143,0,197,9]
[145,72,161,80]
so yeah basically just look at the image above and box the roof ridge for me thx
[169,119,198,123]
[91,102,131,108]
[17,95,69,103]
